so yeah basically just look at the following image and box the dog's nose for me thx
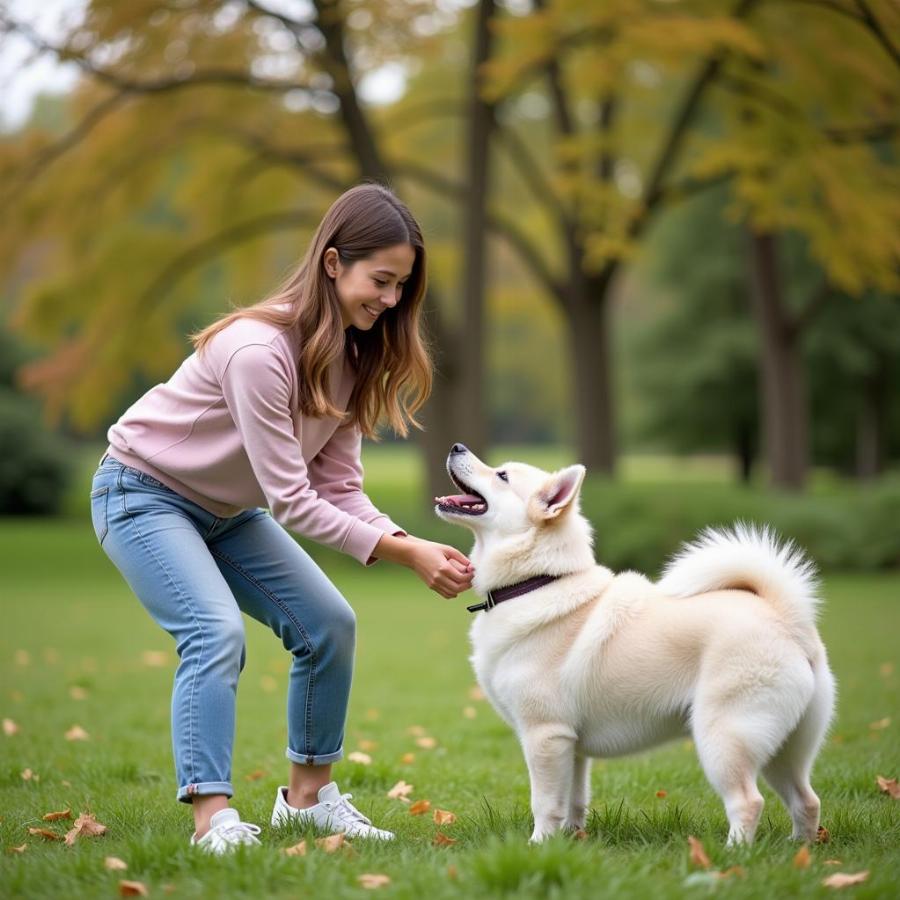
[450,443,468,455]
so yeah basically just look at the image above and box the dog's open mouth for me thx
[435,471,488,516]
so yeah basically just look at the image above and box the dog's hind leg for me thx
[564,753,592,832]
[763,664,835,841]
[521,722,578,842]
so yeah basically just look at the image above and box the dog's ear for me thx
[530,464,586,522]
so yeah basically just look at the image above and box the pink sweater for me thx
[106,315,403,565]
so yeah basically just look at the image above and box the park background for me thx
[1,0,898,897]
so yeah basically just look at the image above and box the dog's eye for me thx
[497,471,509,482]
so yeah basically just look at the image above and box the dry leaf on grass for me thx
[876,775,900,799]
[260,676,278,693]
[21,769,37,781]
[3,718,19,736]
[357,739,378,752]
[64,812,107,846]
[69,686,88,701]
[105,856,128,871]
[282,840,307,857]
[409,799,431,816]
[357,873,391,889]
[28,828,63,841]
[879,662,894,678]
[824,859,842,866]
[447,863,459,879]
[42,809,71,822]
[433,809,456,826]
[687,835,711,869]
[468,685,485,701]
[400,753,415,765]
[816,825,831,844]
[463,706,477,719]
[65,725,90,742]
[822,871,869,889]
[244,769,267,781]
[315,833,347,853]
[118,880,149,897]
[433,832,457,847]
[7,844,27,853]
[365,708,380,721]
[793,845,811,869]
[869,717,891,731]
[387,781,413,801]
[14,650,30,666]
[140,651,168,667]
[416,737,438,750]
[347,751,372,765]
[407,725,427,737]
[655,790,667,799]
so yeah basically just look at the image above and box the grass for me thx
[2,459,899,897]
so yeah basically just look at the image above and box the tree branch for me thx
[853,0,900,70]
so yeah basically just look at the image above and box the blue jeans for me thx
[90,455,355,803]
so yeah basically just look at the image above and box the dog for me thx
[435,443,835,845]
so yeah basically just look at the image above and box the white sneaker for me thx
[190,808,262,854]
[271,781,395,840]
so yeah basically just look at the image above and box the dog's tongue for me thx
[435,493,482,507]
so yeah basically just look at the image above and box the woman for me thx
[90,183,474,853]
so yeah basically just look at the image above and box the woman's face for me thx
[324,243,416,331]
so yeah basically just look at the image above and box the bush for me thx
[0,388,73,515]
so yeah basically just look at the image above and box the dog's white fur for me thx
[437,447,835,845]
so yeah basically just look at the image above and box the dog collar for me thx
[466,575,562,614]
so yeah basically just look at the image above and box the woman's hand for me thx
[374,533,474,598]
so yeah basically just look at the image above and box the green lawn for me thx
[1,515,898,898]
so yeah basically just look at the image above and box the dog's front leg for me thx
[564,753,592,831]
[521,723,578,842]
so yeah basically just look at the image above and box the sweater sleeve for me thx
[219,342,387,565]
[307,420,406,539]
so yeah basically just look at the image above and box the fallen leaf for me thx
[655,790,667,798]
[140,650,168,667]
[260,675,278,693]
[387,780,413,801]
[433,809,456,826]
[687,835,711,869]
[282,839,307,856]
[468,685,485,701]
[793,845,811,869]
[463,706,477,719]
[869,717,891,730]
[21,768,35,781]
[347,751,372,765]
[407,725,427,737]
[447,863,458,879]
[42,809,72,822]
[409,799,431,816]
[65,725,90,742]
[69,686,88,701]
[105,856,128,871]
[879,662,894,678]
[718,866,746,879]
[3,718,19,736]
[816,825,830,844]
[357,739,378,752]
[357,873,391,889]
[14,650,30,666]
[118,881,149,897]
[822,871,869,889]
[400,753,415,765]
[365,708,380,721]
[62,780,71,787]
[244,769,267,781]
[64,812,107,846]
[433,831,457,847]
[315,833,347,853]
[876,775,900,799]
[7,844,27,853]
[28,828,63,841]
[824,859,842,866]
[43,649,60,664]
[416,737,437,750]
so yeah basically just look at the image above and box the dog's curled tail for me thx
[657,523,821,632]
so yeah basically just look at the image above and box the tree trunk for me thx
[457,0,497,460]
[568,274,616,473]
[746,229,808,490]
[735,420,755,484]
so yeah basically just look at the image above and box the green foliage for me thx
[0,388,73,515]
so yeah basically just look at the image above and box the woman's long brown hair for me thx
[191,182,432,438]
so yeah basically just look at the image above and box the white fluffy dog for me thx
[435,444,835,845]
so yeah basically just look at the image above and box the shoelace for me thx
[215,821,262,845]
[328,793,373,827]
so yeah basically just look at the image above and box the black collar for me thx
[466,574,562,614]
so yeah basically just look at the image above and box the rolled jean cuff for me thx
[285,746,343,766]
[176,780,234,804]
